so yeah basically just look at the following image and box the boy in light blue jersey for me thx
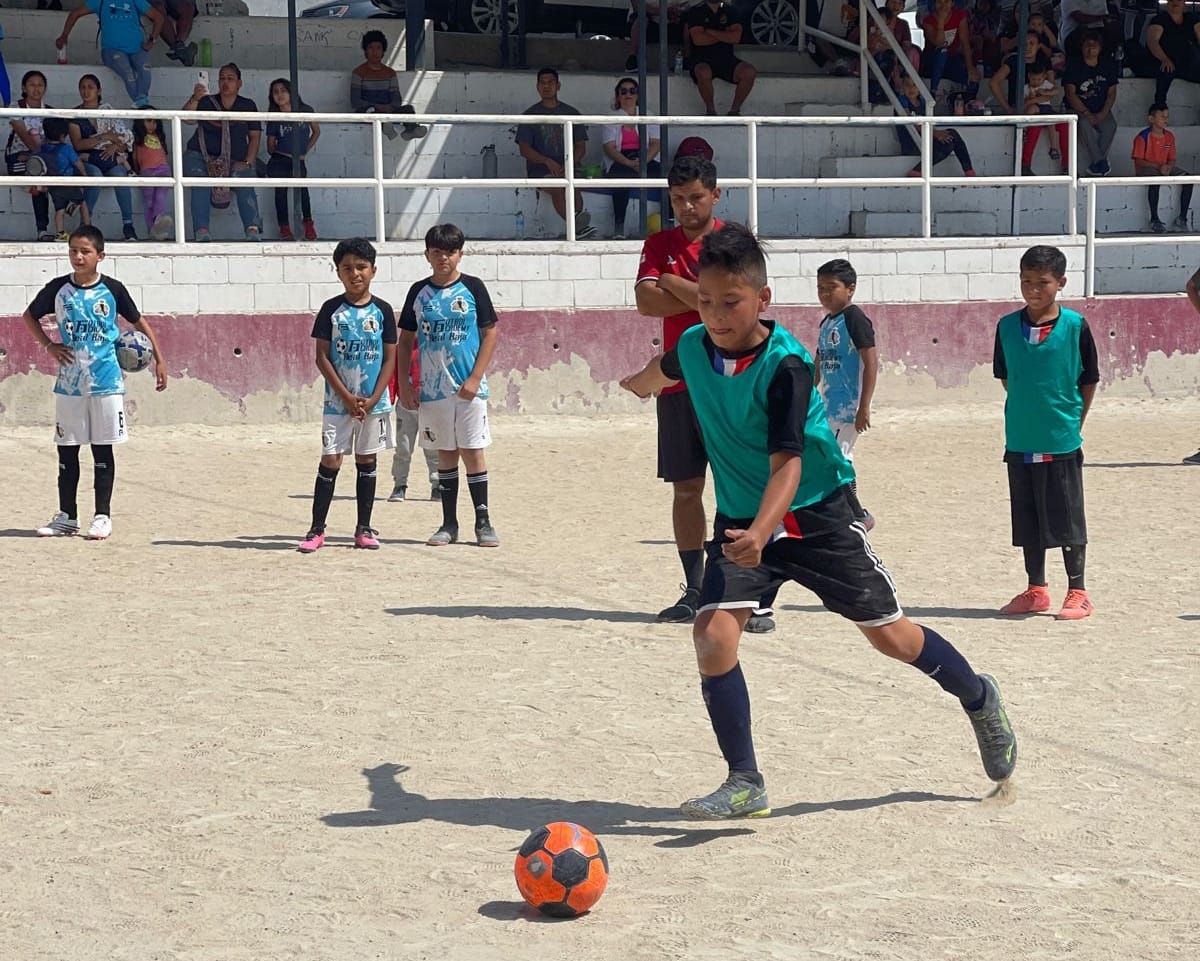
[398,223,501,548]
[299,237,398,553]
[994,244,1099,620]
[815,258,878,530]
[622,223,1016,819]
[22,225,168,540]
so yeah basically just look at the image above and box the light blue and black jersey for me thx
[27,274,140,397]
[311,295,398,416]
[816,304,875,424]
[399,273,498,403]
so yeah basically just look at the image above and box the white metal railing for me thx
[0,106,1189,295]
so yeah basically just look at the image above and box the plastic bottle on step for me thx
[515,210,525,240]
[57,42,68,65]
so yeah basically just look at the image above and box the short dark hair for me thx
[698,222,768,289]
[1080,29,1104,46]
[537,67,560,82]
[1149,101,1169,115]
[219,62,242,80]
[668,155,718,190]
[362,29,388,53]
[42,116,69,141]
[333,237,377,266]
[425,223,465,252]
[1019,244,1067,278]
[69,225,105,252]
[817,258,857,287]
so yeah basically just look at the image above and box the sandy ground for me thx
[2,397,1200,961]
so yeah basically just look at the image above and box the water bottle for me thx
[673,51,683,75]
[198,38,212,68]
[481,144,497,179]
[56,42,68,65]
[515,210,525,240]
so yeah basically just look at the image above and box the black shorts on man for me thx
[656,389,708,482]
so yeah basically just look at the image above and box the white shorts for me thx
[321,411,395,456]
[55,394,128,446]
[418,395,491,451]
[830,421,859,459]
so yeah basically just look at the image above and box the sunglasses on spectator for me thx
[619,87,638,95]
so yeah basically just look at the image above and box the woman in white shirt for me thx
[601,77,661,239]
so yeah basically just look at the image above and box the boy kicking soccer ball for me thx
[621,223,1017,819]
[22,225,168,540]
[299,238,398,553]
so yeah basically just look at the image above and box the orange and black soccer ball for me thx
[513,821,609,917]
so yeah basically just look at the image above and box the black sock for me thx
[467,470,489,524]
[700,663,760,777]
[356,458,377,529]
[1022,546,1048,586]
[843,481,867,518]
[1063,544,1086,590]
[92,444,115,516]
[311,464,338,533]
[58,445,81,517]
[439,467,460,529]
[679,549,704,591]
[910,625,987,710]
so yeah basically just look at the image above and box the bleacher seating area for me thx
[4,11,1200,294]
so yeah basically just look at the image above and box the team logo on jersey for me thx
[666,255,676,267]
[827,328,841,346]
[92,299,110,319]
[423,426,437,443]
[450,295,469,316]
[361,315,380,333]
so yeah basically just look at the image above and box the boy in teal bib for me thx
[993,245,1099,620]
[621,223,1017,819]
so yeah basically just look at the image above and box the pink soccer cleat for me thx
[999,585,1051,615]
[298,529,325,554]
[1055,589,1093,621]
[354,526,380,550]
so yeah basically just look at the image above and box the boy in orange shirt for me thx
[1132,102,1193,232]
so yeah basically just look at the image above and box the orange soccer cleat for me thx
[1055,589,1093,621]
[999,585,1052,615]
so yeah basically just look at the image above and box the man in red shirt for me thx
[634,155,775,630]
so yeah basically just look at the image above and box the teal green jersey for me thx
[995,307,1092,456]
[676,321,855,521]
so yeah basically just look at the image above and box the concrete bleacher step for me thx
[850,209,999,237]
[785,102,896,117]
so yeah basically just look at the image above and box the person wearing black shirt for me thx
[684,0,757,116]
[1146,0,1200,105]
[1063,30,1119,175]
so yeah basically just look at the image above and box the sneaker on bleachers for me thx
[1150,218,1167,233]
[167,41,198,66]
[1173,215,1190,232]
[149,214,173,241]
[401,123,428,140]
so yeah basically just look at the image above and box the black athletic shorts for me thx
[700,515,903,626]
[656,389,707,482]
[1006,448,1088,548]
[690,51,744,85]
[48,185,83,211]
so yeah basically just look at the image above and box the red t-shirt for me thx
[636,219,723,395]
[922,8,966,54]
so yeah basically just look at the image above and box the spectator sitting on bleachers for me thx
[970,0,1003,76]
[1020,59,1070,175]
[1145,0,1200,107]
[1133,101,1193,232]
[266,77,320,242]
[865,9,901,104]
[921,0,980,98]
[885,0,922,75]
[602,76,661,240]
[4,70,54,241]
[56,0,165,108]
[152,0,198,67]
[685,0,757,116]
[180,62,263,242]
[989,29,1050,114]
[1059,0,1123,59]
[895,74,977,177]
[516,67,598,239]
[1064,29,1119,175]
[70,73,138,241]
[626,0,685,72]
[351,29,426,142]
[38,116,91,240]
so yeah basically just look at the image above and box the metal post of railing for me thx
[372,118,386,243]
[1067,115,1078,235]
[920,116,932,238]
[171,115,186,245]
[1011,123,1022,236]
[1085,182,1097,298]
[858,0,869,111]
[747,120,759,233]
[564,119,577,242]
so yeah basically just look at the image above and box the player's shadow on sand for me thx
[0,529,40,538]
[782,603,1015,621]
[1181,614,1200,621]
[155,533,428,551]
[386,605,656,623]
[1085,461,1191,469]
[321,763,976,848]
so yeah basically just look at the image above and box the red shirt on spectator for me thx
[922,7,967,53]
[388,341,422,404]
[636,218,724,395]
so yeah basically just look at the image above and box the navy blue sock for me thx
[910,625,986,711]
[700,663,760,778]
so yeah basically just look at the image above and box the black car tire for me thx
[745,0,800,46]
[455,0,538,33]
